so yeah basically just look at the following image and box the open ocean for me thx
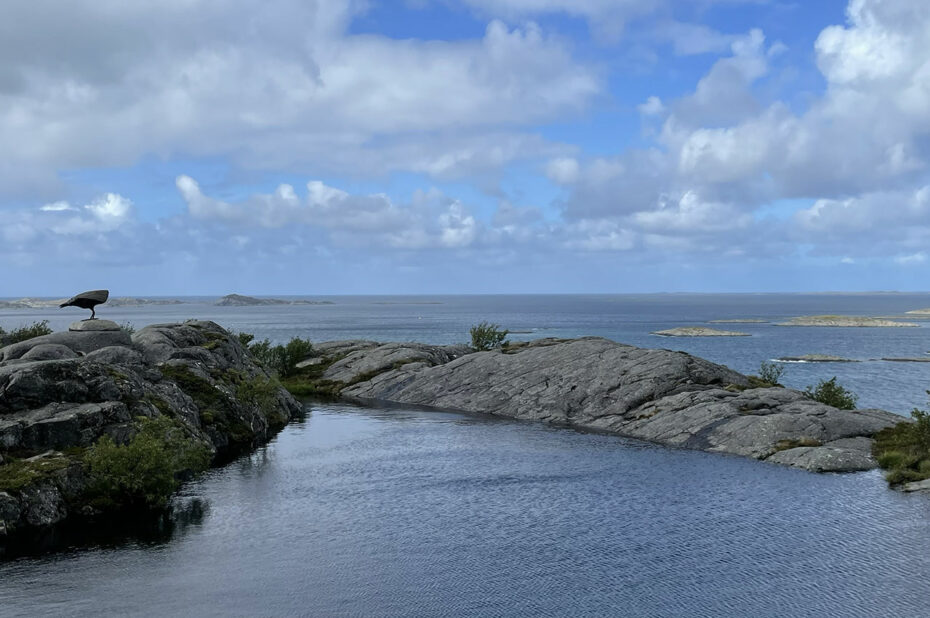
[2,294,930,617]
[4,292,930,412]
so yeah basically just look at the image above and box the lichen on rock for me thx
[0,320,301,542]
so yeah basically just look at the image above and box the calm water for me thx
[3,294,930,616]
[3,404,930,617]
[3,293,930,411]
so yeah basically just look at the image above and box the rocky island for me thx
[777,315,920,327]
[289,337,902,474]
[0,297,184,309]
[216,294,333,306]
[0,320,300,544]
[776,354,859,363]
[651,326,750,337]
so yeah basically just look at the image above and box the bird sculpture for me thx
[59,289,109,320]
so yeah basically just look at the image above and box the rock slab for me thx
[332,337,901,473]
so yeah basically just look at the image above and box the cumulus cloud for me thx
[554,0,930,262]
[177,176,488,250]
[0,1,600,196]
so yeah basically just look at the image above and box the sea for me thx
[2,294,930,616]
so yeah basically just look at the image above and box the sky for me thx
[2,0,930,295]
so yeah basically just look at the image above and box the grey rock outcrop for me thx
[69,319,121,332]
[777,316,919,327]
[652,327,750,337]
[323,342,473,384]
[0,321,301,540]
[329,337,901,473]
[776,354,858,363]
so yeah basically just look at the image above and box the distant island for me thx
[776,315,920,327]
[651,326,750,337]
[0,297,184,309]
[776,354,858,363]
[215,293,333,306]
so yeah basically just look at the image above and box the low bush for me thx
[0,320,53,346]
[84,415,211,510]
[745,361,785,388]
[758,361,785,386]
[470,322,509,351]
[804,377,858,410]
[239,333,313,378]
[872,398,930,486]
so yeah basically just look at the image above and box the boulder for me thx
[69,319,121,332]
[0,330,132,363]
[901,478,930,493]
[20,344,78,362]
[339,337,901,473]
[324,342,473,383]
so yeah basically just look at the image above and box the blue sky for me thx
[2,0,929,295]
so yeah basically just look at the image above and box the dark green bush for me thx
[0,320,53,346]
[240,333,313,377]
[470,322,509,351]
[84,415,211,510]
[872,396,930,486]
[804,377,858,409]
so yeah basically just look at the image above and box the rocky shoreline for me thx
[651,326,750,337]
[0,320,301,546]
[1,325,917,549]
[777,315,919,327]
[295,337,903,474]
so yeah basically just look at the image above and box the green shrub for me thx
[120,322,136,335]
[745,361,785,388]
[0,320,53,346]
[84,415,211,510]
[0,454,72,492]
[758,361,785,386]
[242,335,313,378]
[872,396,930,486]
[804,377,858,409]
[876,450,916,470]
[470,322,509,351]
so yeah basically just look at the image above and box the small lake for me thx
[3,402,930,617]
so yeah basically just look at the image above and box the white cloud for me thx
[0,2,600,196]
[638,96,665,116]
[546,157,580,184]
[555,0,930,262]
[895,252,927,265]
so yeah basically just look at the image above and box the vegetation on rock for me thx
[0,453,73,493]
[746,361,785,388]
[470,322,509,351]
[873,399,930,485]
[83,415,211,510]
[0,320,53,346]
[804,377,858,410]
[238,332,313,378]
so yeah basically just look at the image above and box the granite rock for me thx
[0,320,301,540]
[337,337,901,473]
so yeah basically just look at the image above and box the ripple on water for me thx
[2,402,930,617]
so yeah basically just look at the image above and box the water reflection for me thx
[2,403,930,617]
[0,498,208,561]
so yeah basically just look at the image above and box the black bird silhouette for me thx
[59,289,109,320]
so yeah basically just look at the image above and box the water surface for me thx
[2,403,929,617]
